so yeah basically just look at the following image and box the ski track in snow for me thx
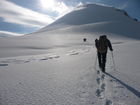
[95,68,126,105]
[94,52,136,105]
[0,45,140,105]
[0,54,60,65]
[0,46,90,66]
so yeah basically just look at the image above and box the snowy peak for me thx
[38,4,140,39]
[46,4,133,26]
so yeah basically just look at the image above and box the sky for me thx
[0,0,140,36]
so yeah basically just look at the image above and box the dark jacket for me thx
[95,36,113,53]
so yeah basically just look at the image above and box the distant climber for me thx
[95,35,113,72]
[83,38,87,42]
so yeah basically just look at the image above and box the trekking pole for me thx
[111,51,116,71]
[94,53,98,69]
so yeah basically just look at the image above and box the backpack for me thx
[97,36,108,53]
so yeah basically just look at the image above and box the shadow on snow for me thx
[104,72,140,98]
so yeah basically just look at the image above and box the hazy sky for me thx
[0,0,140,36]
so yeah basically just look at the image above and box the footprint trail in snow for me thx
[94,52,132,105]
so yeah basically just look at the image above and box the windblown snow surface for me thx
[0,4,140,105]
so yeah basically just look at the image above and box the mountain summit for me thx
[50,4,133,25]
[39,4,140,39]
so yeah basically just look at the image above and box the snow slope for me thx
[0,4,140,105]
[38,4,140,39]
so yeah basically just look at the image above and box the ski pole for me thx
[111,51,116,71]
